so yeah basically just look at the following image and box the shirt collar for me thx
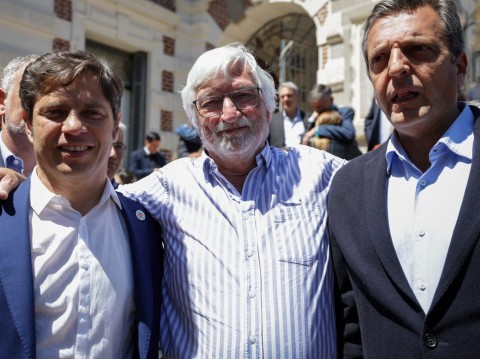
[0,131,15,163]
[30,167,122,216]
[386,104,474,175]
[282,108,302,123]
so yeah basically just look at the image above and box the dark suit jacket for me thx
[0,177,163,359]
[329,105,480,358]
[129,148,166,179]
[268,109,309,148]
[364,98,383,151]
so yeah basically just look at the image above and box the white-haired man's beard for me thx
[199,115,268,158]
[5,116,27,136]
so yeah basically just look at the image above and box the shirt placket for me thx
[76,217,90,359]
[241,188,262,358]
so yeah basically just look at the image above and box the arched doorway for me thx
[245,13,318,111]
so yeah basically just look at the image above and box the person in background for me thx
[467,76,480,101]
[268,81,308,149]
[175,123,202,158]
[364,97,392,151]
[0,50,162,358]
[129,131,166,179]
[302,84,362,160]
[328,0,480,357]
[0,54,38,175]
[114,167,137,186]
[108,122,127,188]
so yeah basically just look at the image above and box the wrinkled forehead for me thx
[196,63,257,95]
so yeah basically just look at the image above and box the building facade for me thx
[1,0,479,160]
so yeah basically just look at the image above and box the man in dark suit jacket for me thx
[129,131,166,179]
[0,50,163,358]
[268,82,309,149]
[364,98,386,151]
[329,1,479,357]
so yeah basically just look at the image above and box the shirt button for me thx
[419,283,426,291]
[249,290,256,298]
[247,250,254,257]
[418,230,425,237]
[249,335,256,344]
[80,261,89,270]
[420,179,427,186]
[423,333,437,349]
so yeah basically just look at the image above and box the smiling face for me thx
[26,72,118,190]
[195,64,271,162]
[366,5,467,142]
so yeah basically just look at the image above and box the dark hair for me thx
[145,131,161,142]
[308,84,332,102]
[362,0,464,72]
[20,50,124,123]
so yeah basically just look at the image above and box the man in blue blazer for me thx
[329,0,480,357]
[0,50,162,358]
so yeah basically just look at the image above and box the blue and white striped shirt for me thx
[121,143,344,358]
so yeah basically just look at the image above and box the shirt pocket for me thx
[272,193,324,267]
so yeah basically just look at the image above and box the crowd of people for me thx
[0,0,480,357]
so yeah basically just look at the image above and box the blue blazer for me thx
[329,104,480,357]
[0,177,163,359]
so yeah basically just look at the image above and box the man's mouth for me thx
[392,91,418,103]
[61,145,89,152]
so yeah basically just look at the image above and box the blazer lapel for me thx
[363,146,419,305]
[0,178,36,357]
[431,108,480,308]
[117,193,161,359]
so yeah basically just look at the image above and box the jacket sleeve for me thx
[329,221,363,358]
[314,107,356,142]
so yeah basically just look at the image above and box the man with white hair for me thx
[0,55,38,175]
[119,42,344,358]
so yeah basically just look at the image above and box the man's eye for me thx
[41,109,66,120]
[84,110,104,119]
[200,97,222,109]
[369,54,387,72]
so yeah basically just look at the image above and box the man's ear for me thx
[23,111,34,144]
[113,112,121,141]
[0,88,7,120]
[456,52,468,91]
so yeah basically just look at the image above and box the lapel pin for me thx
[136,210,146,221]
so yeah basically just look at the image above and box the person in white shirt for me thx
[0,50,162,359]
[329,0,480,357]
[268,81,308,149]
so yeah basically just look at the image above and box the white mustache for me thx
[213,117,252,134]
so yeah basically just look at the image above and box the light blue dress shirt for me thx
[386,105,474,313]
[121,144,344,358]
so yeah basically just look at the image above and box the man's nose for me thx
[388,48,410,78]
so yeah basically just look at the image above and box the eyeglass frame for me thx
[192,86,261,118]
[112,142,127,151]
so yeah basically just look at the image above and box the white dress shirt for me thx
[386,105,474,313]
[121,144,345,358]
[30,169,135,359]
[283,109,306,147]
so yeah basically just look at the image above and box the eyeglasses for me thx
[193,87,261,118]
[113,142,127,151]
